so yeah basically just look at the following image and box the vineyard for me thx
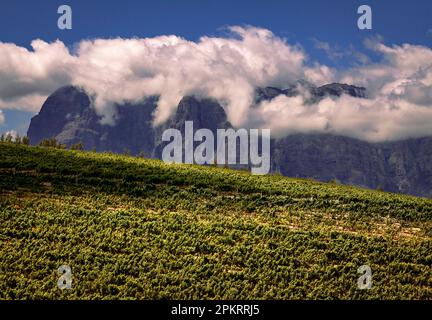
[0,143,431,299]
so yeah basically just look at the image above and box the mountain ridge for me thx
[27,84,432,197]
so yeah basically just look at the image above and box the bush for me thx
[0,134,30,145]
[14,135,22,144]
[38,138,66,149]
[70,142,84,151]
[5,134,13,143]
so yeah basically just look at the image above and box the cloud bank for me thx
[0,26,432,142]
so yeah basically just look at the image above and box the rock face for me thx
[153,96,232,159]
[28,86,157,156]
[27,84,432,197]
[28,86,98,146]
[271,134,432,196]
[254,81,366,103]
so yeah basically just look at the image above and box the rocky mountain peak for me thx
[255,82,366,103]
[26,83,432,197]
[316,83,366,98]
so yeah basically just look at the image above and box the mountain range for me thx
[27,83,432,198]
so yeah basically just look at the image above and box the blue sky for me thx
[1,0,432,135]
[2,0,431,51]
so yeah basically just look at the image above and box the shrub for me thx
[71,142,84,151]
[5,134,13,143]
[38,138,66,149]
[14,135,22,145]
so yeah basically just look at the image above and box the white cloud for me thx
[254,93,432,142]
[254,40,432,141]
[71,26,331,126]
[0,94,47,112]
[0,26,332,127]
[0,26,431,142]
[0,40,73,107]
[3,130,17,139]
[312,38,344,61]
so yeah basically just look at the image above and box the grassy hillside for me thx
[0,143,431,299]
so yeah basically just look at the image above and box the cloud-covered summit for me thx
[1,26,432,142]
